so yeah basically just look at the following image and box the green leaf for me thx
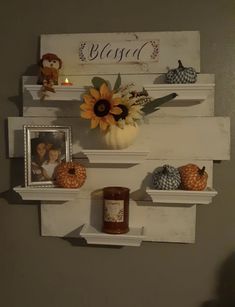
[141,93,177,115]
[91,77,107,90]
[113,73,121,92]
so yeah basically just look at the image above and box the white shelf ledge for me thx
[24,84,85,101]
[144,83,215,102]
[82,149,149,164]
[14,186,81,201]
[80,224,145,247]
[24,83,214,102]
[146,188,217,204]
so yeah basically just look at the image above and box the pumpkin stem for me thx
[178,60,184,69]
[198,166,206,176]
[162,165,168,175]
[68,168,76,175]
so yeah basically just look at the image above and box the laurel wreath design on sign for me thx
[78,42,86,62]
[78,40,159,62]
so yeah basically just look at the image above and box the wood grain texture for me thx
[41,199,197,243]
[8,116,230,160]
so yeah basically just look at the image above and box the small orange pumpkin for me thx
[178,164,208,191]
[55,162,86,188]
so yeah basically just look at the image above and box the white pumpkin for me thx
[102,124,139,149]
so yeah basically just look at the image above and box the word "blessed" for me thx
[78,40,159,63]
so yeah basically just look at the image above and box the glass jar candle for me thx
[102,186,130,234]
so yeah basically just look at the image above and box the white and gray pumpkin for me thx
[165,60,197,84]
[152,164,181,190]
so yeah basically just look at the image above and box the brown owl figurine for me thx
[38,53,62,87]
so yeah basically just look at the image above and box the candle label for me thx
[104,200,124,222]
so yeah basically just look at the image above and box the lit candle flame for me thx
[61,77,73,86]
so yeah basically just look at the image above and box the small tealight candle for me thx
[61,78,73,86]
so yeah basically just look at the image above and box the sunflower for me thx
[80,83,122,131]
[113,99,143,128]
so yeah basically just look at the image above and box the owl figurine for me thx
[38,53,62,87]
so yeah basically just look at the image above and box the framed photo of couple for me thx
[24,125,72,187]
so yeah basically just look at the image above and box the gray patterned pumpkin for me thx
[152,165,181,190]
[166,60,197,84]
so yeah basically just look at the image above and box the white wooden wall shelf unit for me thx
[82,149,150,164]
[144,83,215,102]
[24,82,214,103]
[10,31,230,246]
[80,224,145,247]
[13,186,82,202]
[24,84,85,101]
[146,188,218,205]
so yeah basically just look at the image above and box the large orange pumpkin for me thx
[178,164,208,191]
[55,162,86,188]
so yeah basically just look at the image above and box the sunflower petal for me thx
[112,97,122,105]
[80,103,92,111]
[83,94,95,104]
[100,83,112,99]
[99,119,108,131]
[110,106,122,115]
[81,110,93,119]
[105,114,116,126]
[91,117,100,129]
[89,87,100,100]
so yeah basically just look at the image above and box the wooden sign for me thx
[40,31,200,75]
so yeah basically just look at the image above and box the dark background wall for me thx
[0,1,234,307]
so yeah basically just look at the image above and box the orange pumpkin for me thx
[178,164,208,191]
[55,162,86,188]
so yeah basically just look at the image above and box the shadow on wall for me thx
[202,252,235,307]
[0,157,39,205]
[8,64,39,117]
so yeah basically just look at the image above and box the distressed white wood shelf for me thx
[24,84,85,101]
[82,149,149,164]
[9,116,230,160]
[14,186,82,201]
[146,187,217,204]
[144,83,215,102]
[80,224,146,247]
[25,83,214,102]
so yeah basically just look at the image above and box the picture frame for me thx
[24,125,72,187]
